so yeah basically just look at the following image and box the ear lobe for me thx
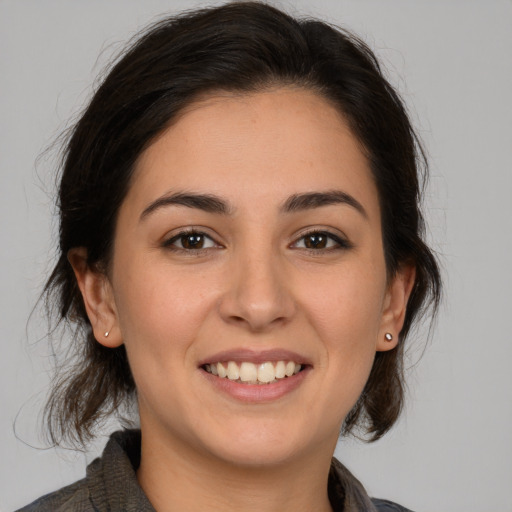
[376,264,416,352]
[67,248,123,348]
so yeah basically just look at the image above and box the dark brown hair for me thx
[43,1,441,446]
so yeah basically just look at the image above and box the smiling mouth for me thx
[203,361,303,385]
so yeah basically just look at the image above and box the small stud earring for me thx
[385,333,393,341]
[104,331,110,338]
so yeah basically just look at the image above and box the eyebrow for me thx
[281,190,367,218]
[140,189,367,220]
[140,192,232,220]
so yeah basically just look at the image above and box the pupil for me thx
[183,234,203,249]
[306,233,326,249]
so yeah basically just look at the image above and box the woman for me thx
[18,2,441,511]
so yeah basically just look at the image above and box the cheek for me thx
[111,265,221,420]
[112,258,217,368]
[299,263,386,400]
[302,262,386,341]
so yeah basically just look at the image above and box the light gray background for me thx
[1,1,511,511]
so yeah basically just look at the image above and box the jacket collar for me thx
[87,429,378,512]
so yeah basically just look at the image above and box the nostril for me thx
[217,270,296,331]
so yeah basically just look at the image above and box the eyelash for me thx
[162,229,352,253]
[291,230,352,252]
[162,229,220,252]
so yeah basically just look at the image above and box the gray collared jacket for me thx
[17,430,413,512]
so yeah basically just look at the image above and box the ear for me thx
[376,264,416,352]
[68,248,123,348]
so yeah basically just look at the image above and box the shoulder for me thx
[15,478,93,512]
[16,430,153,512]
[371,497,415,512]
[329,457,415,512]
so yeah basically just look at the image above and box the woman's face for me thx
[82,88,411,467]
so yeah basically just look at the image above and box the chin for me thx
[199,419,320,468]
[212,440,301,468]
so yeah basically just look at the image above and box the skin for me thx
[70,88,415,512]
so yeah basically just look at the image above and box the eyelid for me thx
[161,227,224,251]
[290,227,353,250]
[160,226,351,253]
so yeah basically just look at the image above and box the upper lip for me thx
[197,348,312,367]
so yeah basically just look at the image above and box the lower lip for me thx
[200,367,311,403]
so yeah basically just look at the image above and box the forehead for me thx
[125,88,379,218]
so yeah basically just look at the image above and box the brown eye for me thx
[180,233,206,249]
[304,233,328,249]
[292,231,350,251]
[164,231,217,251]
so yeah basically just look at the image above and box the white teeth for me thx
[275,361,286,379]
[239,362,258,382]
[205,360,303,384]
[258,362,276,383]
[227,361,240,380]
[285,361,295,377]
[217,362,227,378]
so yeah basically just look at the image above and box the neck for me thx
[137,425,334,512]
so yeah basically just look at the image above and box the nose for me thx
[218,249,296,332]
